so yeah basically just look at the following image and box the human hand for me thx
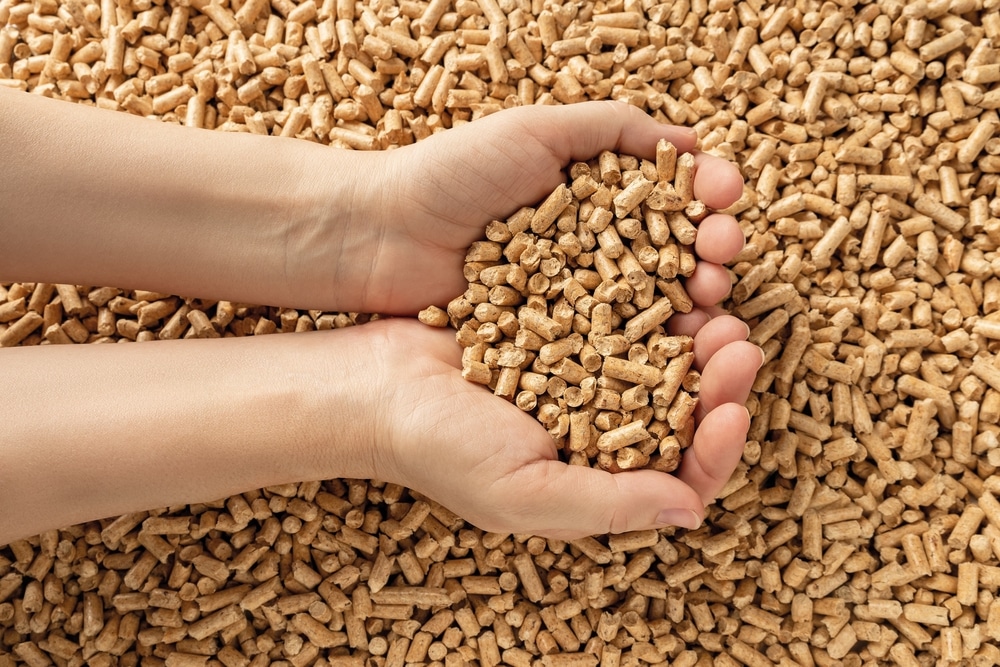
[363,314,759,539]
[347,107,753,536]
[347,101,745,314]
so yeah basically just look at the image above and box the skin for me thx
[0,89,760,544]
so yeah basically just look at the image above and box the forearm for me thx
[0,328,380,545]
[0,88,387,310]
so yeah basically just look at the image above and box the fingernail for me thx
[656,509,702,530]
[742,321,751,339]
[758,346,766,368]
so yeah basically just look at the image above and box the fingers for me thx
[671,317,758,433]
[675,402,751,506]
[686,212,745,307]
[513,101,700,165]
[666,310,711,337]
[523,105,743,210]
[680,315,748,368]
[505,461,705,539]
[695,213,745,264]
[696,339,762,418]
[692,153,744,210]
[666,305,731,337]
[684,261,733,307]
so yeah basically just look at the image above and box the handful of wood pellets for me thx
[420,140,708,473]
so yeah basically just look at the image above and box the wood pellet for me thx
[5,0,1000,665]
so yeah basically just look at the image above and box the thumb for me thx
[510,100,699,164]
[508,460,705,539]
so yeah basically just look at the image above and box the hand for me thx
[349,106,754,536]
[350,101,745,314]
[364,315,759,539]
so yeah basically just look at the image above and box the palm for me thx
[404,116,568,235]
[376,321,551,465]
[371,116,578,314]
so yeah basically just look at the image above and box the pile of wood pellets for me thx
[419,141,704,474]
[3,0,1000,664]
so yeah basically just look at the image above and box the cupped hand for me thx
[361,101,744,315]
[365,315,759,539]
[346,102,756,537]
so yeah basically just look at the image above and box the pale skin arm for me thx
[0,318,758,545]
[0,91,740,314]
[0,329,381,545]
[0,86,387,311]
[0,91,759,543]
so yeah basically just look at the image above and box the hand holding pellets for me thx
[421,140,723,473]
[2,93,760,541]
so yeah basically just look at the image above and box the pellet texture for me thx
[4,0,1000,665]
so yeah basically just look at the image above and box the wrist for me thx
[284,145,400,312]
[283,326,389,483]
